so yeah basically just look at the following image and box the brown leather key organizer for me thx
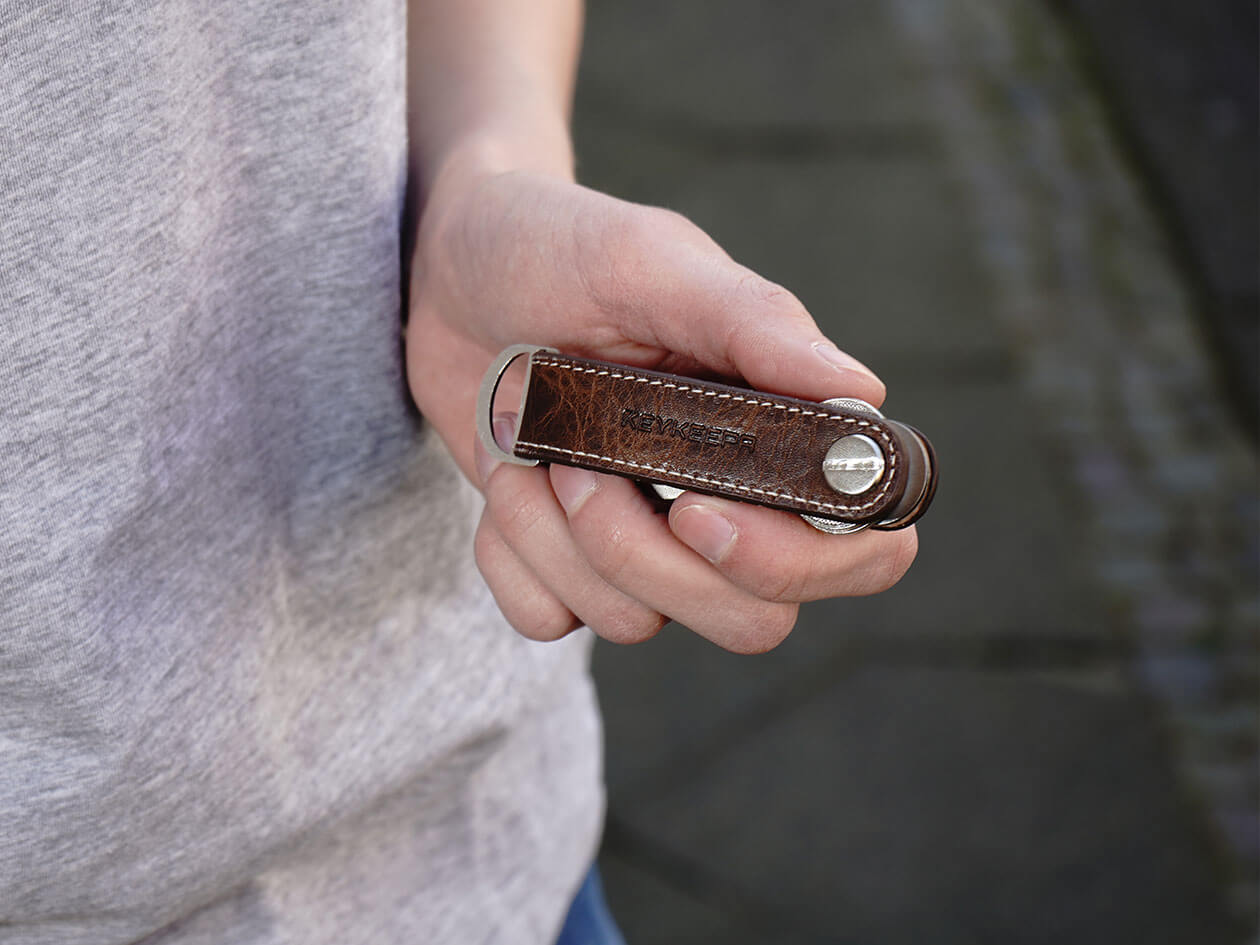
[477,345,936,534]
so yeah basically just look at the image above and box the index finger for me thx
[587,204,886,406]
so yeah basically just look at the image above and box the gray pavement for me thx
[572,1,1258,942]
[1056,0,1258,428]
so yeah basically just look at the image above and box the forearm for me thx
[407,0,582,192]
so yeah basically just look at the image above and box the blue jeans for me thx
[555,867,627,945]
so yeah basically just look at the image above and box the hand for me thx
[406,159,917,653]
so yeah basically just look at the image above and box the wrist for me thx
[413,108,575,201]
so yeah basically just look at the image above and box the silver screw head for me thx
[822,434,885,495]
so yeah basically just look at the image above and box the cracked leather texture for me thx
[513,353,913,523]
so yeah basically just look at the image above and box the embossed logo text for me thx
[620,408,756,452]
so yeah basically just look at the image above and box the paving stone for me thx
[1132,590,1213,644]
[1174,708,1259,766]
[1136,651,1225,707]
[1214,810,1260,866]
[611,668,1238,945]
[1190,763,1260,815]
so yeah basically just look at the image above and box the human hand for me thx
[406,158,917,653]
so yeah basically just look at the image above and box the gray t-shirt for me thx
[0,3,601,943]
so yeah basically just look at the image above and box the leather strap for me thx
[510,352,934,528]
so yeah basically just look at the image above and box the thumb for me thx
[711,269,886,408]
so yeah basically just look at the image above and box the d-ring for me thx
[476,344,557,466]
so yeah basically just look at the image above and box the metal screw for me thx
[822,434,885,495]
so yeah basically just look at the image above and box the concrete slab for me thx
[605,667,1238,945]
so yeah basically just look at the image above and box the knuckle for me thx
[573,205,660,310]
[512,604,579,643]
[622,205,671,252]
[472,520,500,579]
[887,527,920,586]
[732,271,808,321]
[579,521,637,586]
[748,559,812,604]
[589,607,666,646]
[720,274,815,365]
[634,205,697,241]
[486,479,547,549]
[727,602,798,654]
[867,527,920,593]
[473,519,578,643]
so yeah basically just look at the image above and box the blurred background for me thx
[570,1,1258,943]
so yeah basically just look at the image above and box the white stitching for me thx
[531,358,889,421]
[517,442,888,514]
[526,357,899,514]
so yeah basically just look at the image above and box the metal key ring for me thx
[475,344,557,467]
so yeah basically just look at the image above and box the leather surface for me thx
[513,353,916,524]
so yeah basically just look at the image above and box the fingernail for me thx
[475,413,517,486]
[811,341,878,379]
[492,413,517,452]
[551,464,598,514]
[673,504,736,564]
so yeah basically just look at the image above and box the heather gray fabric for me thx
[0,3,601,943]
